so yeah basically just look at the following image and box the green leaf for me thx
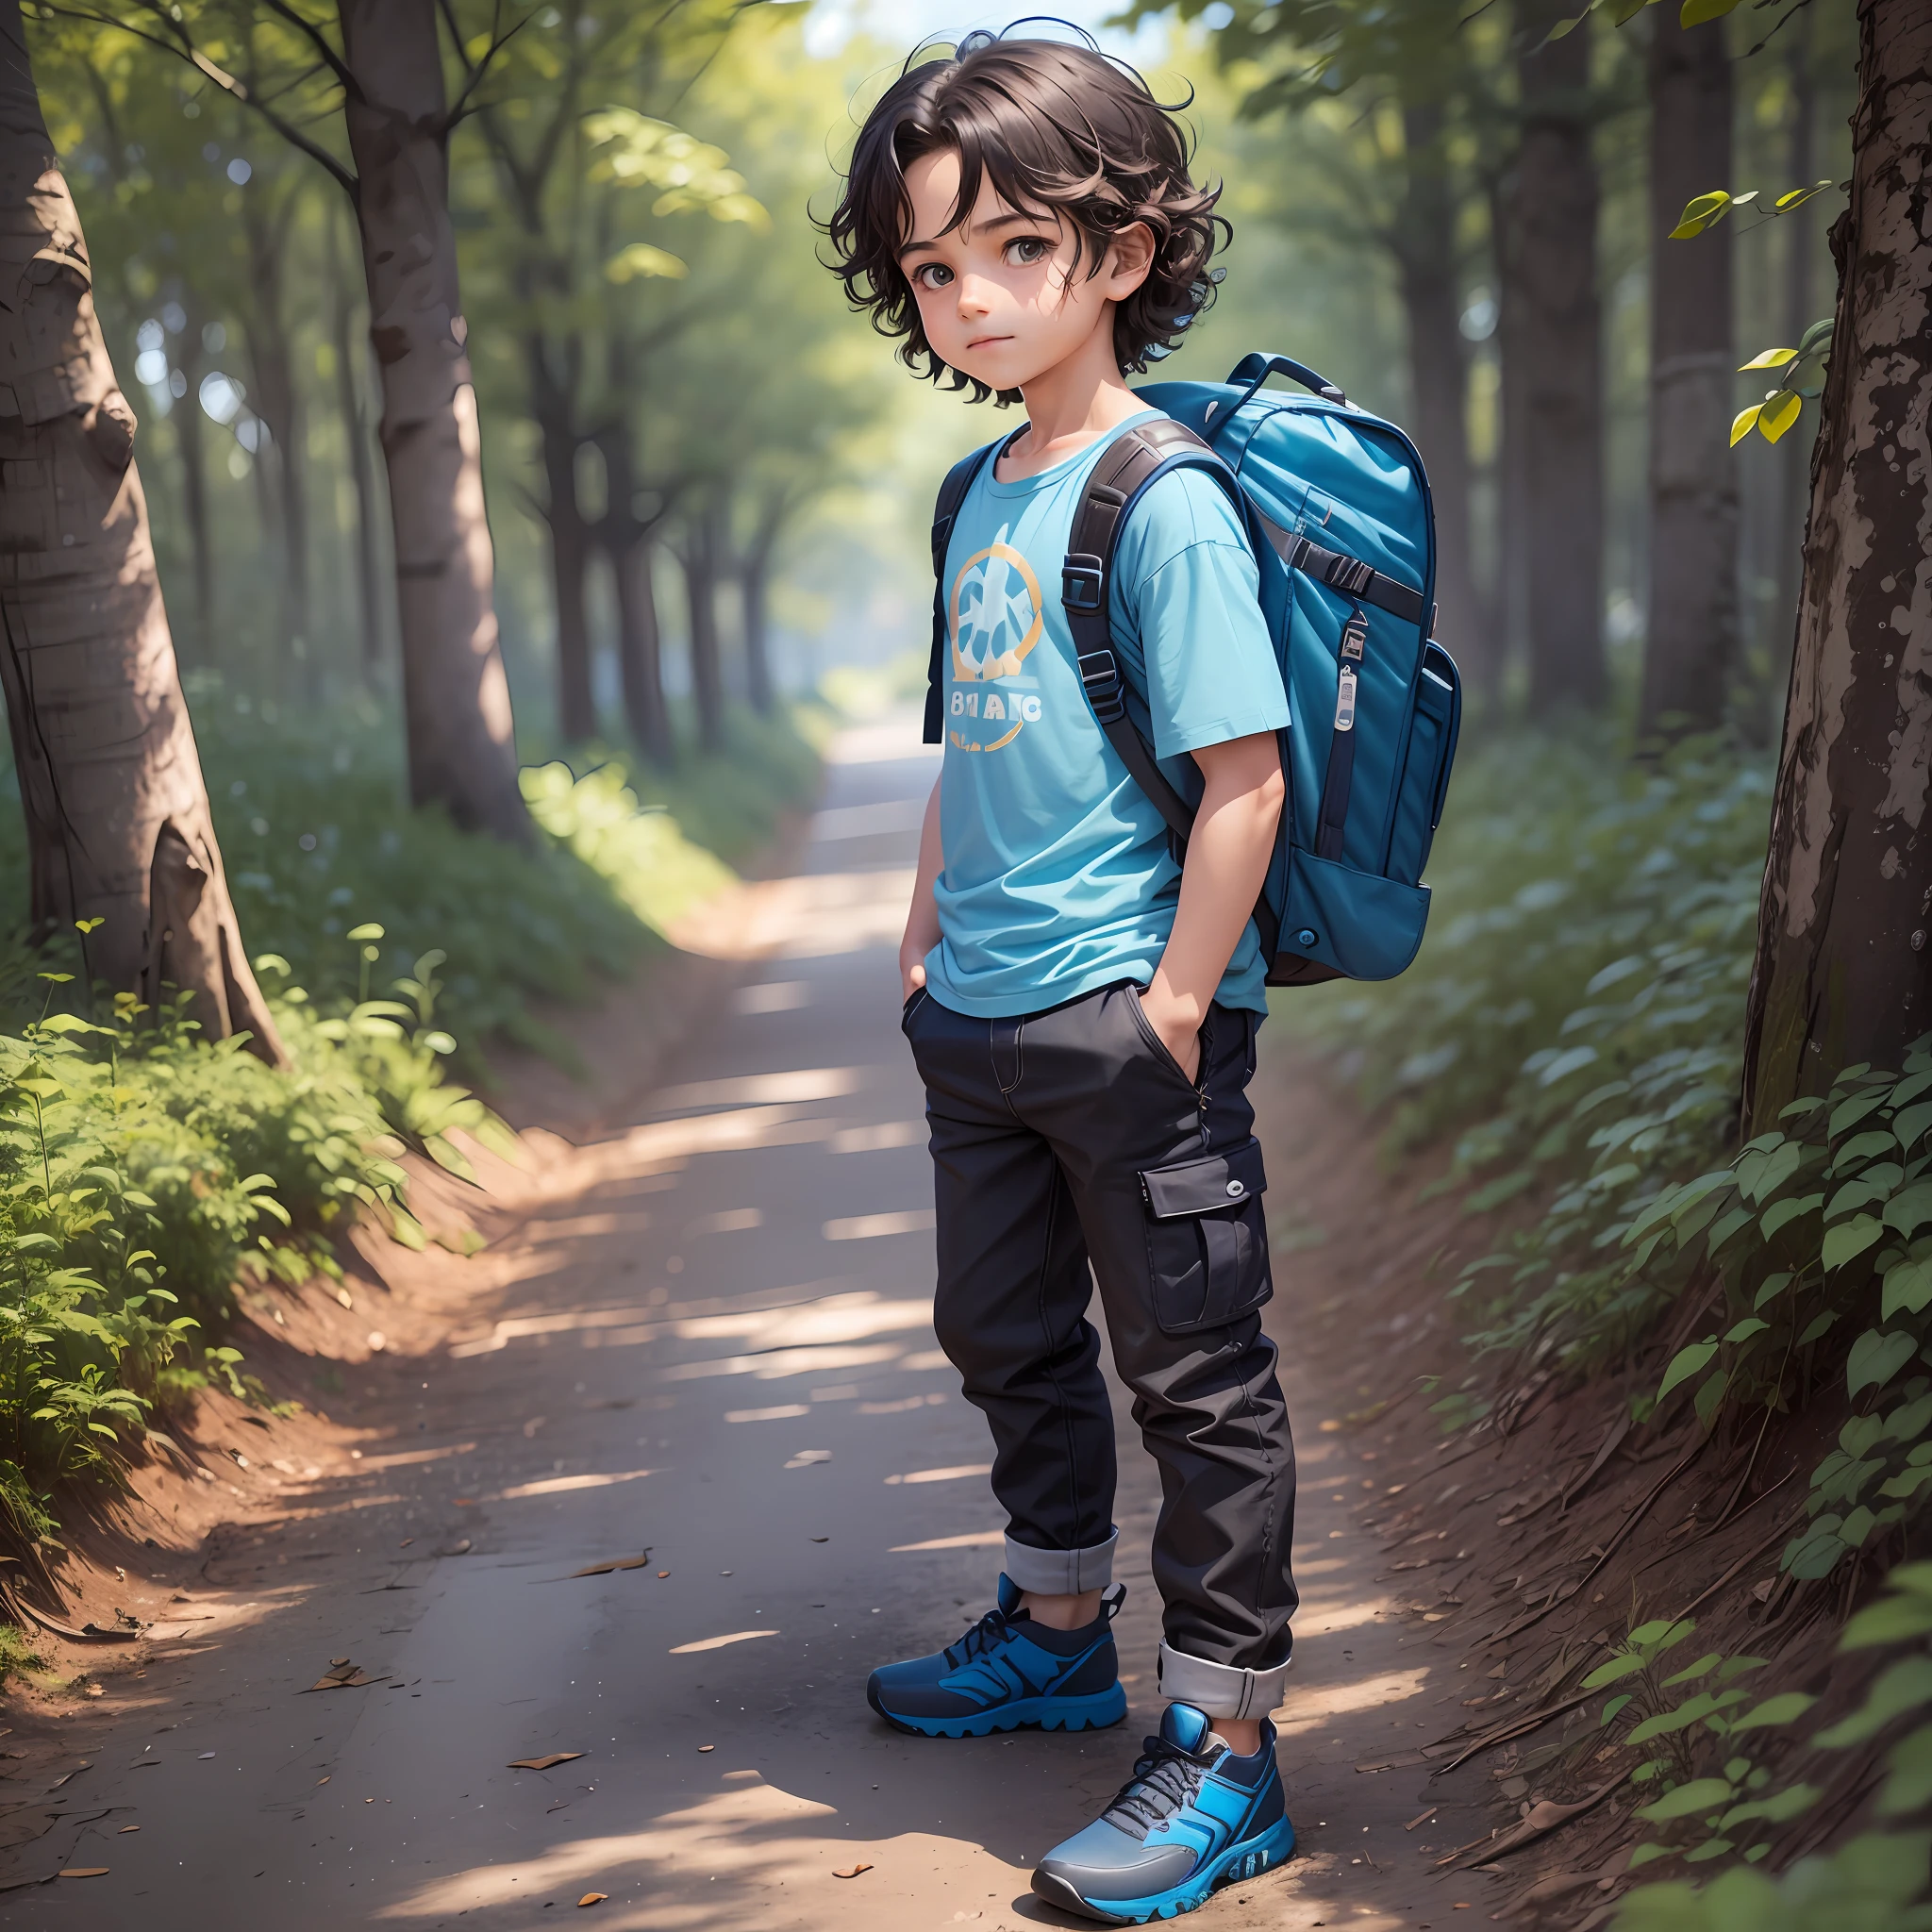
[1538,1045,1600,1087]
[1753,1271,1796,1310]
[1601,1693,1635,1726]
[1878,1725,1932,1815]
[1724,1317,1770,1345]
[1895,1100,1932,1150]
[1680,0,1742,20]
[1727,1691,1816,1731]
[1695,1368,1730,1433]
[1629,1693,1722,1743]
[1833,1089,1890,1139]
[1824,1215,1885,1271]
[1849,1329,1919,1398]
[1884,1257,1932,1320]
[1886,1182,1932,1239]
[1635,1776,1738,1823]
[1661,1652,1724,1688]
[1762,1192,1824,1239]
[1740,1141,1805,1205]
[1718,1784,1819,1828]
[1844,1591,1932,1652]
[1584,1651,1653,1690]
[1814,1658,1932,1747]
[1658,1339,1719,1402]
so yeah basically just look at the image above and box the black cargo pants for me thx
[903,978,1298,1720]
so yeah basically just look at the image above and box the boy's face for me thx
[897,146,1153,395]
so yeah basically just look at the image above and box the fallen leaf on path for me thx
[46,1765,90,1789]
[578,1893,608,1907]
[117,1825,139,1834]
[454,1497,477,1507]
[316,1777,329,1786]
[198,1752,216,1760]
[833,1864,873,1879]
[809,1537,828,1543]
[441,1540,473,1557]
[399,1540,414,1549]
[1405,1807,1438,1831]
[785,1451,831,1469]
[508,1754,583,1772]
[58,1869,108,1879]
[304,1660,384,1692]
[657,1570,669,1578]
[567,1553,651,1578]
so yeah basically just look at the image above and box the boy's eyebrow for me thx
[898,208,1055,258]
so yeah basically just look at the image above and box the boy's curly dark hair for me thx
[821,28,1228,405]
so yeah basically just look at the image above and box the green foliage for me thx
[1612,1834,1932,1932]
[1289,730,1772,1371]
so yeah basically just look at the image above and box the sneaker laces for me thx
[941,1604,1020,1670]
[1100,1733,1215,1837]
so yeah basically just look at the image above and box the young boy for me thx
[824,30,1299,1924]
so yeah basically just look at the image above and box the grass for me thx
[0,687,822,1561]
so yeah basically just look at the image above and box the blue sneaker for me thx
[865,1575,1128,1738]
[1030,1702,1295,1924]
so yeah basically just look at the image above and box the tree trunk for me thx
[741,549,773,716]
[1394,94,1481,676]
[1489,168,1530,699]
[337,0,528,844]
[327,204,386,688]
[0,4,285,1062]
[681,506,724,754]
[1637,14,1740,741]
[1514,0,1606,715]
[1765,8,1819,732]
[242,186,308,685]
[1739,0,1932,1134]
[530,343,594,742]
[615,537,671,759]
[171,300,216,663]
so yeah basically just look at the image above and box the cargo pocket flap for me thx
[1140,1138,1267,1220]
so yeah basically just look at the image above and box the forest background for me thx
[2,0,1928,1921]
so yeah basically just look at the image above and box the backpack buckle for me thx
[1061,555,1105,612]
[1077,648,1126,724]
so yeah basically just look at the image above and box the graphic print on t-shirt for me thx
[947,524,1047,754]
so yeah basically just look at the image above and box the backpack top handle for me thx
[1223,353,1348,413]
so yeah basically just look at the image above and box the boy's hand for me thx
[901,947,929,1005]
[1138,981,1202,1083]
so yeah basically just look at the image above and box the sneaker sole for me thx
[1030,1813,1297,1924]
[868,1682,1128,1740]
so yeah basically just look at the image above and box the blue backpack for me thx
[924,351,1461,986]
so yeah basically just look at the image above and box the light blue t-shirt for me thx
[924,410,1290,1019]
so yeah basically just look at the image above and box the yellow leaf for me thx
[1670,190,1731,240]
[1730,405,1763,446]
[1681,0,1740,22]
[1739,347,1798,371]
[605,242,688,284]
[1758,391,1805,443]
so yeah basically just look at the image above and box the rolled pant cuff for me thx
[1002,1529,1118,1596]
[1157,1641,1292,1722]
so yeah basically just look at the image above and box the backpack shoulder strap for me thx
[1059,419,1246,846]
[924,437,1007,746]
[1061,419,1283,966]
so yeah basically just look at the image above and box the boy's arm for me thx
[900,774,944,1001]
[1140,732,1284,1081]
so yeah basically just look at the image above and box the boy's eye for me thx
[912,261,955,291]
[1006,236,1051,266]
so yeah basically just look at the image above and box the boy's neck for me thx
[999,314,1146,482]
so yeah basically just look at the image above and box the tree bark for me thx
[337,0,528,843]
[1513,0,1606,715]
[530,339,594,743]
[1637,15,1740,741]
[1740,0,1932,1134]
[593,410,673,761]
[170,298,216,663]
[242,184,309,685]
[0,3,284,1061]
[1489,168,1530,697]
[326,204,385,688]
[1765,8,1819,731]
[1394,94,1481,676]
[680,503,724,754]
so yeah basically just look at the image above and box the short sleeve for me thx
[1111,467,1290,762]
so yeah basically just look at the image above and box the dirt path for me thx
[2,716,1500,1929]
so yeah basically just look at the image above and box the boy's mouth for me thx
[966,333,1013,351]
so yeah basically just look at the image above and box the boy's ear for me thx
[1106,220,1156,297]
